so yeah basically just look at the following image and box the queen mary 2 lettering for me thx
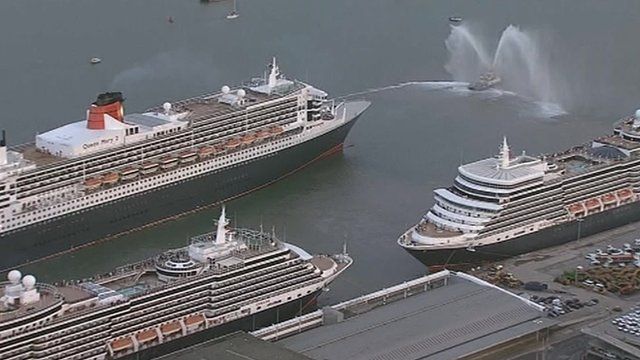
[399,113,640,269]
[0,58,371,269]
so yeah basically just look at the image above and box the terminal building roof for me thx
[278,274,554,360]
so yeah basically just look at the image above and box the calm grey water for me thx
[3,0,640,304]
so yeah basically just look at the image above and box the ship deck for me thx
[9,82,305,169]
[415,221,463,238]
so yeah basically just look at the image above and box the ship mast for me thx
[500,136,510,168]
[215,205,229,245]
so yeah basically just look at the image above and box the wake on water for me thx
[341,24,567,119]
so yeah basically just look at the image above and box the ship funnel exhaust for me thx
[87,92,125,130]
[0,130,7,166]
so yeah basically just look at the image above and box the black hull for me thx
[116,290,320,360]
[404,201,640,268]
[0,119,359,270]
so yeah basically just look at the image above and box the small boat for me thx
[468,72,501,91]
[83,177,103,190]
[102,172,120,185]
[111,337,134,352]
[269,126,284,135]
[197,145,215,159]
[256,130,271,140]
[226,0,239,19]
[224,138,241,150]
[240,133,257,145]
[120,166,140,181]
[178,150,198,164]
[160,156,178,170]
[449,16,463,23]
[140,161,159,175]
[90,57,102,65]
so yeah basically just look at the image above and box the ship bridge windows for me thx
[458,174,542,190]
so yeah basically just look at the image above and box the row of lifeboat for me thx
[567,189,635,216]
[223,126,284,150]
[83,126,285,191]
[109,314,206,353]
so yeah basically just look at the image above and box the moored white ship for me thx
[0,207,352,360]
[0,58,371,269]
[399,111,640,269]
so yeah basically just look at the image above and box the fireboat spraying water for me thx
[445,24,565,114]
[467,71,501,91]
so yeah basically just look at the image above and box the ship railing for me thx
[332,270,451,311]
[207,277,323,318]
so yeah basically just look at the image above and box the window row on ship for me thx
[6,132,304,228]
[433,195,498,217]
[113,269,319,337]
[452,181,546,202]
[483,201,565,231]
[115,260,304,328]
[454,176,545,197]
[31,337,105,360]
[128,251,291,308]
[498,194,564,218]
[457,173,544,190]
[14,115,300,201]
[562,166,633,190]
[563,178,630,203]
[15,108,300,194]
[28,332,108,359]
[0,303,126,350]
[561,160,640,187]
[14,98,300,189]
[479,209,567,238]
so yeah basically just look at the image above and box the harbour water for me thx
[3,0,640,305]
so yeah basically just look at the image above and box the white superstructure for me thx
[0,208,353,360]
[0,59,371,241]
[399,115,640,253]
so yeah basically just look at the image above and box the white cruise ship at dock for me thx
[0,58,371,270]
[0,207,352,360]
[399,112,640,268]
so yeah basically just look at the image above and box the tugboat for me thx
[226,0,239,19]
[468,71,501,91]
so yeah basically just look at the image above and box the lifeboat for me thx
[120,166,139,181]
[269,126,284,135]
[241,133,257,145]
[568,203,584,215]
[601,193,617,205]
[136,329,158,344]
[618,189,634,201]
[224,138,241,150]
[161,321,182,336]
[178,150,198,164]
[83,177,103,190]
[111,337,134,352]
[198,145,215,159]
[585,198,601,210]
[140,161,159,175]
[256,130,271,139]
[184,314,205,328]
[102,172,120,185]
[160,156,178,170]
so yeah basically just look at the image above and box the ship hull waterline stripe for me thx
[0,117,359,270]
[403,200,640,268]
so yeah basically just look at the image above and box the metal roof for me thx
[278,275,553,360]
[458,156,545,185]
[158,332,311,360]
